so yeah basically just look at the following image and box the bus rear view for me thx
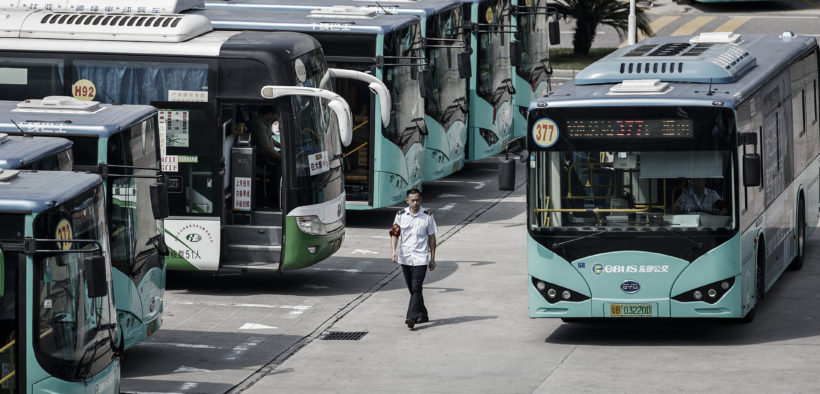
[526,32,820,320]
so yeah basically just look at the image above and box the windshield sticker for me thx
[178,155,198,163]
[55,218,73,251]
[295,59,307,83]
[72,79,96,101]
[168,90,208,102]
[43,299,52,309]
[162,155,179,173]
[485,7,494,24]
[159,110,190,148]
[308,151,331,176]
[532,118,559,148]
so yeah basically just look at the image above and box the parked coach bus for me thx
[0,171,120,393]
[526,32,819,321]
[0,8,352,272]
[0,97,167,351]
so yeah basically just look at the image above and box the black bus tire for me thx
[789,198,806,271]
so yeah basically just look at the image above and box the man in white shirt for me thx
[673,178,726,215]
[390,188,437,329]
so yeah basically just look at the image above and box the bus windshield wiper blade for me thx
[551,230,606,249]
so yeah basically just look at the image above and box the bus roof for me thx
[532,33,819,110]
[0,98,156,138]
[4,0,204,14]
[203,0,462,17]
[0,134,72,169]
[0,171,101,214]
[188,7,420,34]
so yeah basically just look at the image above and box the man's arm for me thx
[391,235,399,263]
[428,234,436,271]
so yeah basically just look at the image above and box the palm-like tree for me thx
[552,0,653,55]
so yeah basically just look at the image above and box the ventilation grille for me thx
[575,38,756,85]
[39,13,183,28]
[321,331,368,340]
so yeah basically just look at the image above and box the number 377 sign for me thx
[532,118,559,148]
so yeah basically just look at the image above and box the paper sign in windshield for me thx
[308,151,330,176]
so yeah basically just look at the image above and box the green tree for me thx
[552,0,653,55]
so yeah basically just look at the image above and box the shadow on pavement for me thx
[412,315,498,331]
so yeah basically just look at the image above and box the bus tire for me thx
[789,198,806,271]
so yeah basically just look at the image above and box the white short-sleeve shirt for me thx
[394,206,437,266]
[677,187,722,213]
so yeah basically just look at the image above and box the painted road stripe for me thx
[670,16,715,37]
[713,17,751,33]
[619,15,680,47]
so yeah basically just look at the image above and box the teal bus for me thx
[0,171,119,393]
[0,9,352,272]
[0,97,167,351]
[203,0,470,182]
[190,6,426,209]
[526,32,819,321]
[0,134,72,171]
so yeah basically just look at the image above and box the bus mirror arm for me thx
[83,255,108,299]
[260,85,354,146]
[321,68,392,128]
[150,183,170,220]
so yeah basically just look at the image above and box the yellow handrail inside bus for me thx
[0,371,14,385]
[344,141,369,158]
[0,339,14,354]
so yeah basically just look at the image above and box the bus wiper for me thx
[130,234,168,276]
[551,230,606,249]
[74,336,110,379]
[398,117,426,147]
[648,217,703,249]
[439,98,468,125]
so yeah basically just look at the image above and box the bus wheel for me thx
[789,200,806,270]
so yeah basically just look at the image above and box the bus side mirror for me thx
[510,41,522,68]
[458,51,472,79]
[83,255,108,299]
[419,68,433,99]
[0,248,4,297]
[367,81,392,128]
[150,183,169,220]
[743,153,761,187]
[549,18,561,45]
[329,99,353,146]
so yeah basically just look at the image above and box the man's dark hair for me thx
[406,187,422,197]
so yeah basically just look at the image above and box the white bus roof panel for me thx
[0,29,238,56]
[4,0,203,13]
[0,9,213,42]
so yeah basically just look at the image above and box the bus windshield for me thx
[383,24,426,154]
[32,184,116,382]
[529,106,737,233]
[427,7,468,130]
[290,49,344,206]
[516,0,550,97]
[477,0,512,106]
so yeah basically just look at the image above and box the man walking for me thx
[390,188,437,329]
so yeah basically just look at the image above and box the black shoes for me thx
[405,318,415,329]
[416,316,429,324]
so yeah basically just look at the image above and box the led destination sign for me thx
[566,119,693,138]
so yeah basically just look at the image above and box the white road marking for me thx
[173,366,211,373]
[440,203,456,211]
[166,301,312,311]
[351,249,378,254]
[438,193,465,198]
[429,180,485,189]
[239,323,277,330]
[287,305,311,317]
[179,383,198,391]
[308,267,362,273]
[225,337,265,361]
[139,342,219,349]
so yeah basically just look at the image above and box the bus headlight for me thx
[296,215,328,236]
[672,277,735,304]
[531,277,589,304]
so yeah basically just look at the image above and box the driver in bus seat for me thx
[672,178,726,215]
[250,106,282,209]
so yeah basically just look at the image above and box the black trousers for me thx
[402,264,428,320]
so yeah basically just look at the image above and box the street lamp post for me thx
[628,0,636,45]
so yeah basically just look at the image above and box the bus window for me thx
[383,25,425,155]
[71,60,207,104]
[477,0,512,106]
[0,57,65,101]
[30,148,72,171]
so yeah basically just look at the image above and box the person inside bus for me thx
[673,178,726,215]
[250,106,282,209]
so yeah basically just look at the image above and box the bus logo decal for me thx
[185,233,202,243]
[592,263,603,275]
[621,280,641,294]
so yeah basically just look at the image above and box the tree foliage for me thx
[551,0,653,55]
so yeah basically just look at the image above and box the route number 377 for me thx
[532,118,559,148]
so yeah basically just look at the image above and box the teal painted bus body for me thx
[0,101,165,349]
[526,33,820,320]
[510,0,552,139]
[1,172,120,393]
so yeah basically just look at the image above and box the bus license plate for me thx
[610,304,652,317]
